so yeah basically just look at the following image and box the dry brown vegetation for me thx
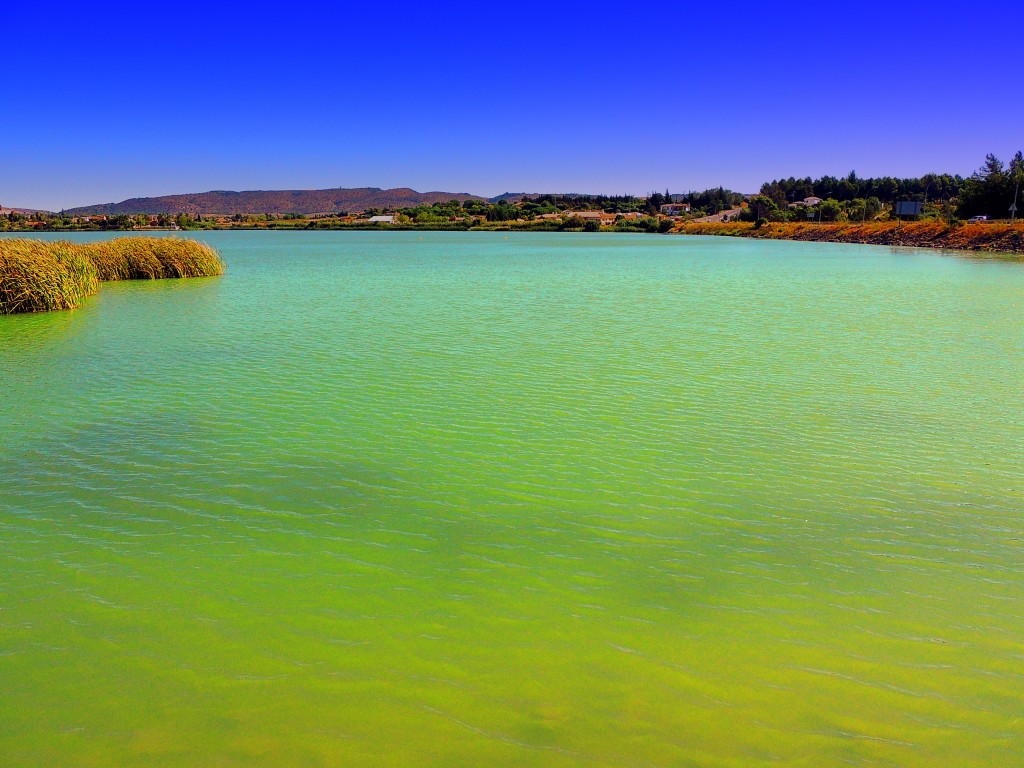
[674,220,1024,255]
[0,239,100,314]
[84,237,225,281]
[0,237,224,314]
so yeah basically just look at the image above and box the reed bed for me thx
[0,239,99,314]
[0,237,224,314]
[82,237,225,281]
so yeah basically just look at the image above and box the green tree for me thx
[1010,151,1023,219]
[818,199,843,222]
[760,182,788,207]
[957,152,1018,218]
[740,195,789,223]
[486,203,518,222]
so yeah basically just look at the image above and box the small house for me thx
[660,203,691,216]
[574,211,618,227]
[788,197,823,209]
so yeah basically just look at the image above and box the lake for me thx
[1,231,1022,766]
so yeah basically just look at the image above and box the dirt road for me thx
[693,207,744,223]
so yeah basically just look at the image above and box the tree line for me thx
[956,152,1023,219]
[753,151,1022,221]
[759,171,964,206]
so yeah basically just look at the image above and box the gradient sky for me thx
[3,2,1022,210]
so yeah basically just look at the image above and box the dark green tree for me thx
[957,152,1019,218]
[818,199,843,222]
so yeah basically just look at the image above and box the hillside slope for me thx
[65,187,485,216]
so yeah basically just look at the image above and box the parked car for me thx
[967,215,988,223]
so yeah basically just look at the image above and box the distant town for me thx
[1,192,711,234]
[2,151,1019,241]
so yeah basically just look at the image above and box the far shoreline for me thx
[671,220,1024,259]
[2,221,1022,260]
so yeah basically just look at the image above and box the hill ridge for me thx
[64,187,486,216]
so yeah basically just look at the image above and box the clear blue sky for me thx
[3,2,1021,210]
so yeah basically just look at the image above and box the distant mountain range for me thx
[62,187,492,216]
[1,206,54,216]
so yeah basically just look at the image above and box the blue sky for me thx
[3,2,1021,210]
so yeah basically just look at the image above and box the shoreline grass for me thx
[0,237,224,314]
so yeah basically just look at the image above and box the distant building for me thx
[788,196,823,209]
[659,203,691,216]
[367,215,395,224]
[573,211,618,226]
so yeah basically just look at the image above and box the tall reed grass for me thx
[0,239,99,314]
[82,237,225,281]
[0,237,224,314]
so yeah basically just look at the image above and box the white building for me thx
[660,203,691,216]
[788,196,823,209]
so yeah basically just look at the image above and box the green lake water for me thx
[1,231,1022,767]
